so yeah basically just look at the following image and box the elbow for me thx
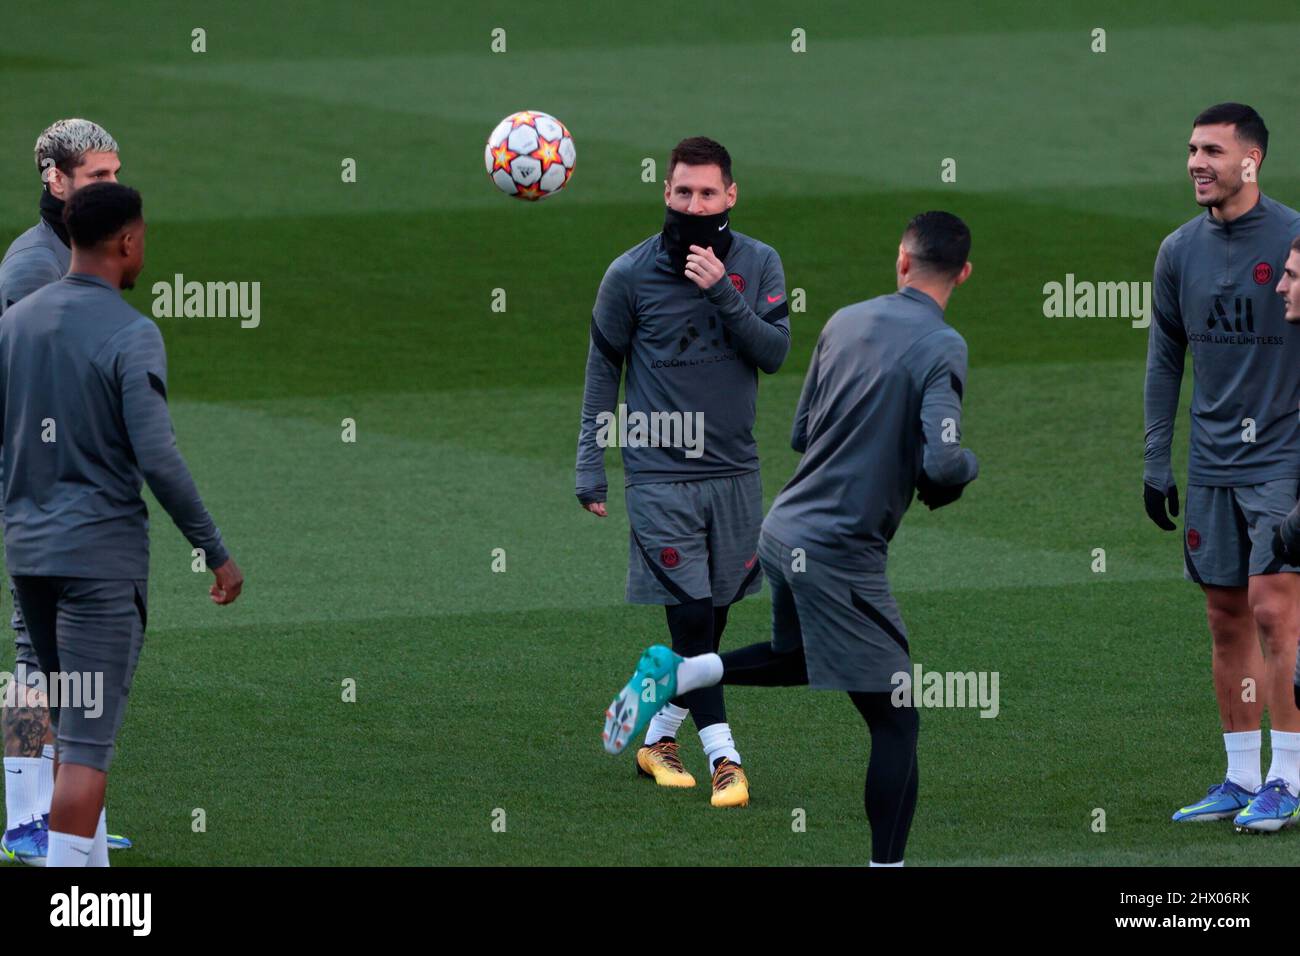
[139,465,173,496]
[759,341,791,375]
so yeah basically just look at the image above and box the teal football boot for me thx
[602,645,682,755]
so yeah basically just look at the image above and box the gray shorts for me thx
[11,577,148,772]
[759,527,910,692]
[1183,480,1300,588]
[625,471,764,606]
[8,577,40,685]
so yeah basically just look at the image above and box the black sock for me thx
[665,598,726,728]
[849,691,919,865]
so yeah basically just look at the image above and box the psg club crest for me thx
[660,547,680,568]
[1254,262,1273,285]
[1187,528,1201,551]
[728,273,745,293]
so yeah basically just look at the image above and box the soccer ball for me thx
[484,110,576,201]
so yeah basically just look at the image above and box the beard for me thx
[1197,174,1243,208]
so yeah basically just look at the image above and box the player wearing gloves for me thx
[1144,104,1300,833]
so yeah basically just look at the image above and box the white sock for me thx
[699,722,740,768]
[676,653,723,695]
[3,756,42,831]
[38,744,54,818]
[645,703,689,745]
[1266,730,1300,795]
[89,809,108,867]
[870,860,904,867]
[1224,730,1262,792]
[47,830,93,867]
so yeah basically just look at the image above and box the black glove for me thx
[1273,521,1300,565]
[916,473,968,511]
[1143,481,1179,531]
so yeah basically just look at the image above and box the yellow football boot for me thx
[635,739,696,788]
[710,758,749,808]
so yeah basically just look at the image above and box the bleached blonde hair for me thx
[34,118,119,181]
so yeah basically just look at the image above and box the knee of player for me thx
[1205,598,1251,636]
[1248,598,1298,642]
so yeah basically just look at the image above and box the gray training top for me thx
[575,231,790,501]
[0,218,71,313]
[763,286,978,570]
[0,217,74,520]
[1144,194,1300,488]
[0,273,229,579]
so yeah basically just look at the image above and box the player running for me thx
[0,119,134,863]
[1145,104,1300,833]
[603,211,978,865]
[0,183,243,866]
[576,137,790,806]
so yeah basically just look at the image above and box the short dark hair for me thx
[63,182,142,248]
[902,211,970,279]
[1194,102,1268,163]
[668,137,732,187]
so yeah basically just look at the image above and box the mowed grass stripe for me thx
[130,19,1300,201]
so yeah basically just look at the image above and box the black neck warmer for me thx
[662,205,734,275]
[39,190,70,248]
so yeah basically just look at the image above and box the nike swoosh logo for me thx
[766,294,783,303]
[718,220,728,231]
[71,846,90,856]
[1180,801,1214,813]
[744,553,758,569]
[5,770,19,775]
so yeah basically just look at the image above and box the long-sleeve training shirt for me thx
[0,273,229,578]
[0,217,74,521]
[0,218,70,313]
[764,286,978,569]
[1144,194,1300,488]
[575,230,790,501]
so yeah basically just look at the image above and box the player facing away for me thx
[603,212,979,865]
[576,138,791,806]
[1144,104,1300,832]
[0,183,244,866]
[0,119,134,863]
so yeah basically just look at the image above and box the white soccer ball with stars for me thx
[484,110,575,201]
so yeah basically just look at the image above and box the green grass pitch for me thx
[2,0,1300,865]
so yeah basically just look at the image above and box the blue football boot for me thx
[1172,779,1254,822]
[1234,779,1300,834]
[1,818,48,866]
